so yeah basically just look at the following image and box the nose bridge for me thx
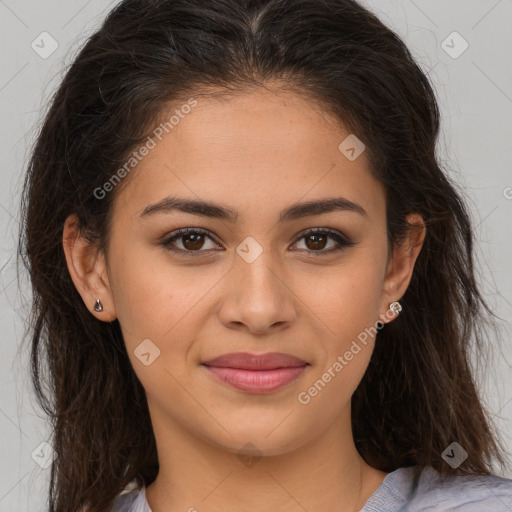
[218,237,296,332]
[235,240,285,305]
[234,233,279,280]
[240,249,280,294]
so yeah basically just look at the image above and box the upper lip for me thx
[202,352,308,370]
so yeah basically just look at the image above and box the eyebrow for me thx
[139,196,368,223]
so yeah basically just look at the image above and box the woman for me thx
[20,0,512,511]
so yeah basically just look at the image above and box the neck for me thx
[144,402,388,512]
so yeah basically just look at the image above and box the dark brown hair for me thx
[19,0,510,510]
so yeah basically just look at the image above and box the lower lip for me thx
[202,365,307,393]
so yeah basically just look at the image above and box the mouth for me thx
[201,352,309,393]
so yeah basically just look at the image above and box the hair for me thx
[18,0,510,510]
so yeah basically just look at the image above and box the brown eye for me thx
[161,228,221,255]
[181,232,206,250]
[304,233,329,251]
[161,227,355,257]
[292,228,356,254]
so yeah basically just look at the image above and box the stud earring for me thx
[389,301,402,315]
[94,299,103,312]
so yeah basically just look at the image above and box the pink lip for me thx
[202,352,309,393]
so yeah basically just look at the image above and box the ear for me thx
[62,214,117,322]
[378,213,426,324]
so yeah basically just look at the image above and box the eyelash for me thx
[160,227,356,257]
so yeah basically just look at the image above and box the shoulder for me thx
[411,466,512,511]
[374,465,512,511]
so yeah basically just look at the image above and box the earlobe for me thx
[379,214,426,324]
[62,214,117,322]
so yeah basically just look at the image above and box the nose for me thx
[217,252,298,335]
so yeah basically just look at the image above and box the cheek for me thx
[297,265,381,413]
[109,244,216,353]
[108,243,175,343]
[302,257,384,336]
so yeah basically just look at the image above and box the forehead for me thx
[111,86,386,225]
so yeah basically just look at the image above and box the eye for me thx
[161,227,355,257]
[291,228,356,255]
[161,228,221,255]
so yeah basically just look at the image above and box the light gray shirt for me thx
[111,465,512,511]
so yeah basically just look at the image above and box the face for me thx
[65,85,424,457]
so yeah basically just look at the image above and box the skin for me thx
[63,85,426,512]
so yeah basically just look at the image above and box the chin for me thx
[203,423,312,458]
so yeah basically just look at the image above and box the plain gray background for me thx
[1,0,511,509]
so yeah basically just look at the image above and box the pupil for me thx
[307,234,326,250]
[184,233,204,250]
